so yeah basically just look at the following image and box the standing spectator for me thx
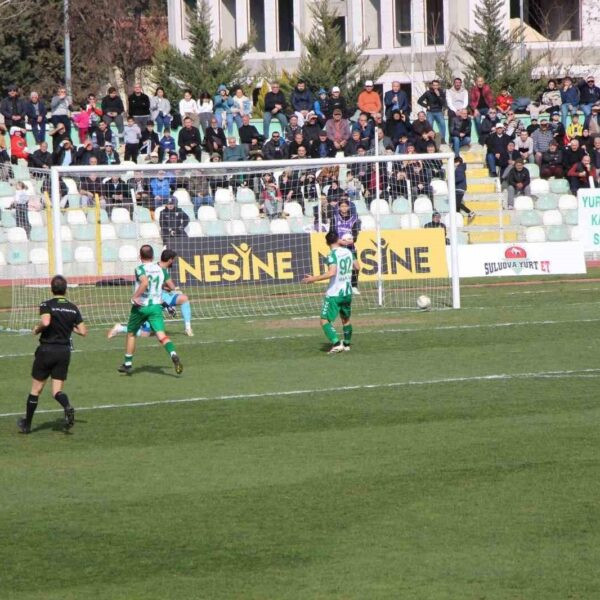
[98,142,120,165]
[262,131,289,160]
[263,82,288,138]
[446,77,469,123]
[449,108,471,157]
[123,116,142,162]
[454,156,475,219]
[259,173,282,218]
[159,197,189,240]
[128,83,151,130]
[325,108,351,152]
[357,80,381,119]
[577,75,600,127]
[139,120,160,160]
[71,104,92,144]
[238,114,262,147]
[506,159,531,208]
[469,76,495,138]
[92,120,113,149]
[25,91,46,144]
[384,81,410,119]
[231,87,252,131]
[515,130,534,163]
[223,136,248,162]
[150,87,171,134]
[326,86,348,120]
[540,139,564,179]
[532,119,555,166]
[540,80,561,116]
[197,91,214,132]
[29,141,52,170]
[567,154,596,193]
[495,88,514,115]
[560,77,579,127]
[179,89,200,128]
[290,80,313,125]
[85,94,103,130]
[1,85,27,132]
[204,117,226,155]
[486,123,512,177]
[12,181,32,236]
[177,116,202,161]
[213,84,234,134]
[101,87,125,146]
[50,86,72,137]
[417,80,447,143]
[310,129,336,158]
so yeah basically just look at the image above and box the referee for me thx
[18,275,87,434]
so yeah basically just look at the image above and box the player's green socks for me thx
[343,324,353,343]
[124,354,133,366]
[322,323,340,344]
[164,339,176,356]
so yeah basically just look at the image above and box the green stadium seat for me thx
[30,226,48,242]
[216,203,241,221]
[433,195,450,213]
[563,209,578,226]
[525,163,540,179]
[354,199,369,216]
[1,211,16,228]
[61,245,73,263]
[86,209,109,224]
[535,194,558,210]
[102,244,119,262]
[117,223,139,239]
[519,210,542,227]
[244,219,271,235]
[7,248,27,265]
[66,194,81,208]
[458,231,469,244]
[549,178,570,194]
[133,206,152,223]
[203,220,226,236]
[0,229,6,242]
[380,214,401,230]
[391,197,411,214]
[73,224,96,241]
[546,225,569,241]
[0,182,14,197]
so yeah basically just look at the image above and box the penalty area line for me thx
[1,367,599,420]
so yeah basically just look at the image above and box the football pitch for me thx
[1,274,600,599]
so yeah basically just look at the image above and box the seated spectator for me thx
[128,172,151,209]
[411,111,435,145]
[101,86,124,145]
[501,140,521,181]
[313,194,333,231]
[149,170,175,208]
[577,75,600,127]
[504,111,525,138]
[495,88,514,115]
[238,114,262,147]
[247,138,263,159]
[223,136,248,162]
[540,139,564,179]
[424,142,445,179]
[515,130,534,163]
[290,80,313,126]
[279,168,303,207]
[302,111,321,146]
[25,91,46,144]
[204,116,226,155]
[159,128,176,162]
[326,86,348,120]
[187,174,213,210]
[9,126,29,165]
[263,81,288,139]
[197,91,213,132]
[450,108,471,157]
[406,159,432,200]
[231,87,252,131]
[384,81,410,119]
[179,89,200,128]
[414,129,436,154]
[314,88,329,124]
[373,127,393,154]
[1,85,27,133]
[29,141,52,170]
[479,107,500,147]
[213,84,234,134]
[150,87,172,134]
[384,110,411,147]
[567,154,596,193]
[102,174,130,216]
[310,129,336,158]
[259,173,282,218]
[160,196,189,239]
[263,131,289,160]
[423,211,448,243]
[590,105,600,137]
[345,130,364,157]
[486,123,512,177]
[540,80,561,116]
[357,80,381,119]
[590,136,600,171]
[576,128,594,154]
[343,172,362,201]
[75,138,100,165]
[98,141,120,165]
[80,167,105,208]
[52,137,74,166]
[562,138,586,174]
[532,119,555,166]
[178,116,203,161]
[549,112,566,145]
[326,108,351,152]
[140,120,160,161]
[506,159,530,208]
[284,114,302,143]
[352,112,375,145]
[526,117,540,136]
[288,131,309,158]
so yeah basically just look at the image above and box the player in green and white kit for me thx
[118,244,183,375]
[302,231,359,353]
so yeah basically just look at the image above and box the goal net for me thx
[4,152,459,329]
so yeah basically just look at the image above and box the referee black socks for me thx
[25,394,38,426]
[54,392,70,409]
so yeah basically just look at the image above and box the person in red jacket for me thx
[495,88,514,115]
[567,154,597,194]
[10,127,29,164]
[469,76,495,138]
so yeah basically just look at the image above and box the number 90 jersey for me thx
[326,247,354,298]
[134,262,170,306]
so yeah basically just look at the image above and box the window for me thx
[277,0,294,51]
[333,16,346,43]
[511,0,581,42]
[181,0,197,39]
[364,0,382,49]
[220,0,237,48]
[394,0,412,47]
[249,0,266,52]
[425,0,444,46]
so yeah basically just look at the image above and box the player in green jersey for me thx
[118,244,183,375]
[302,231,359,354]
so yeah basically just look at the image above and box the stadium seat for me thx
[354,199,369,216]
[65,194,81,208]
[369,199,390,215]
[118,245,138,262]
[0,197,14,210]
[102,244,118,262]
[185,222,203,237]
[563,209,578,226]
[139,222,161,239]
[542,210,563,226]
[535,194,558,211]
[214,188,233,204]
[133,206,152,223]
[12,165,30,180]
[546,225,569,241]
[67,210,87,226]
[1,211,16,228]
[216,203,241,221]
[391,197,411,214]
[74,246,94,263]
[433,195,450,213]
[458,231,469,244]
[570,225,580,241]
[558,194,577,210]
[153,205,165,222]
[173,189,192,206]
[0,250,5,265]
[236,187,256,204]
[270,218,290,234]
[413,196,433,214]
[530,178,549,196]
[549,178,570,194]
[240,203,260,220]
[117,223,138,239]
[518,210,542,226]
[442,213,464,228]
[30,226,48,242]
[0,228,6,242]
[244,218,271,234]
[181,206,195,221]
[27,211,43,227]
[360,215,376,231]
[61,245,73,263]
[198,206,218,221]
[283,201,303,218]
[29,247,49,264]
[111,207,131,224]
[400,214,421,229]
[62,177,79,195]
[430,179,448,195]
[73,224,96,241]
[525,164,540,179]
[514,196,534,211]
[0,182,14,197]
[525,226,546,242]
[87,209,109,224]
[289,217,308,234]
[203,220,226,236]
[60,225,73,241]
[7,248,27,265]
[7,227,28,243]
[380,214,400,230]
[226,219,247,235]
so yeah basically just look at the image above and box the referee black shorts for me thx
[31,345,71,381]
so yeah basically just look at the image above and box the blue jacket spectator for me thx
[214,84,235,134]
[577,76,600,126]
[314,88,329,122]
[384,82,410,118]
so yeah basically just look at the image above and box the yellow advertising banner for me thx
[310,229,449,281]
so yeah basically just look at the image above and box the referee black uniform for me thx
[18,276,86,434]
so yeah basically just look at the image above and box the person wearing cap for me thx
[0,85,27,132]
[357,80,381,119]
[417,79,447,144]
[577,75,600,127]
[213,84,234,134]
[531,118,555,167]
[262,130,289,160]
[540,139,564,179]
[98,140,121,166]
[313,88,329,123]
[485,122,513,177]
[506,158,531,209]
[290,80,313,126]
[263,81,288,139]
[325,108,351,151]
[159,196,189,240]
[310,128,336,159]
[526,117,539,136]
[384,81,410,120]
[302,111,322,145]
[326,86,348,120]
[424,211,449,243]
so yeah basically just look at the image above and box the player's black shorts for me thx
[31,344,71,381]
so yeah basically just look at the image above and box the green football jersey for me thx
[134,262,169,306]
[325,247,353,298]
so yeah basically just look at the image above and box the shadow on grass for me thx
[133,365,179,378]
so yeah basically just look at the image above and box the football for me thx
[341,232,354,242]
[416,295,432,310]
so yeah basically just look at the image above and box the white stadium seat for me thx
[413,195,433,214]
[360,215,376,231]
[60,225,73,241]
[558,194,577,211]
[369,199,390,215]
[139,222,161,239]
[28,211,43,227]
[0,250,5,265]
[525,226,546,243]
[226,219,247,235]
[400,214,421,229]
[173,189,192,206]
[430,179,448,196]
[530,179,549,196]
[67,210,87,225]
[542,209,563,226]
[63,177,79,195]
[514,196,534,211]
[270,218,290,234]
[7,227,28,243]
[29,248,49,264]
[236,187,256,203]
[153,206,165,222]
[100,224,117,240]
[185,222,203,237]
[197,206,218,221]
[283,201,303,218]
[442,213,464,228]
[118,245,138,262]
[240,204,260,220]
[214,188,233,204]
[111,207,131,224]
[74,246,94,262]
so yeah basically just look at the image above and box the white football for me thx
[341,232,354,242]
[416,294,431,310]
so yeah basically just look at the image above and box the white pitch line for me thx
[1,367,599,420]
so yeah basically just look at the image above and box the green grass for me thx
[1,275,600,599]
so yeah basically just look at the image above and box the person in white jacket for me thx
[446,77,469,124]
[179,89,200,129]
[231,87,252,131]
[150,87,172,134]
[197,91,214,133]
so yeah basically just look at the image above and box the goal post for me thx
[7,151,460,329]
